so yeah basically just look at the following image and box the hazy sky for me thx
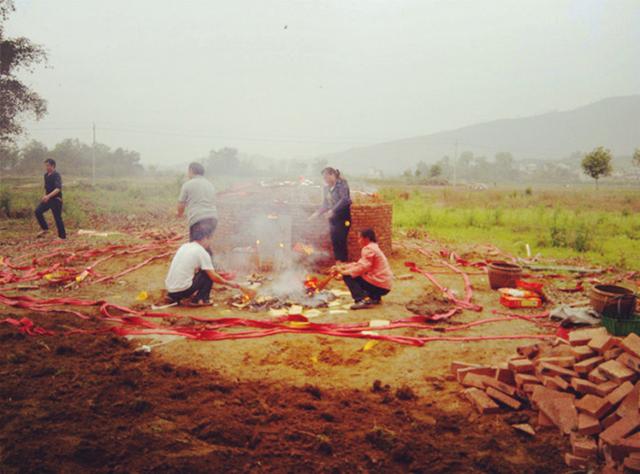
[7,0,640,165]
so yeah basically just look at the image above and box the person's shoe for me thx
[184,299,212,307]
[370,298,382,305]
[36,230,49,238]
[162,295,176,305]
[350,299,375,310]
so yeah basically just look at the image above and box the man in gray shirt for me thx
[177,162,218,242]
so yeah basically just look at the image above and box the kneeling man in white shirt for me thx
[165,226,240,305]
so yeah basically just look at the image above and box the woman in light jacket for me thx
[335,228,393,310]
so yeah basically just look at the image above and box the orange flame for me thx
[294,242,314,256]
[304,275,319,294]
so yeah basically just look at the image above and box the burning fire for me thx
[294,242,314,256]
[304,275,319,294]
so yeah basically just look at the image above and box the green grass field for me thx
[379,186,640,268]
[2,177,639,269]
[0,177,182,225]
[0,174,253,224]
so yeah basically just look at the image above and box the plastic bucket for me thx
[487,261,523,290]
[602,314,640,336]
[589,284,636,319]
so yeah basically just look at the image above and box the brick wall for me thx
[347,202,393,260]
[211,192,392,264]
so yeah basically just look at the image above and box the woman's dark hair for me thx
[321,167,341,179]
[360,228,377,242]
[189,162,205,176]
[44,158,56,167]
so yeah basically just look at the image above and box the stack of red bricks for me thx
[347,202,393,258]
[454,330,640,472]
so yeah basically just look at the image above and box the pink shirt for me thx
[344,242,393,290]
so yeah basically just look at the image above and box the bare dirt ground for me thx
[2,219,623,473]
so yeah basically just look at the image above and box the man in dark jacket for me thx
[35,159,66,239]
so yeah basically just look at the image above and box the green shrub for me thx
[549,224,567,248]
[572,224,592,252]
[0,189,11,215]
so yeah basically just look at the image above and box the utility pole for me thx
[452,141,458,187]
[92,122,96,186]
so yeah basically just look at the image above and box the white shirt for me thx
[165,242,214,293]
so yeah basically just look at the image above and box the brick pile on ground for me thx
[453,330,640,472]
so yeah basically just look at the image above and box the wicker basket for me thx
[601,314,640,336]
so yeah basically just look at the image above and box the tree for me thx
[495,152,514,169]
[581,146,613,189]
[16,139,47,173]
[458,151,473,168]
[0,142,18,170]
[207,147,240,175]
[0,0,47,144]
[416,160,429,178]
[633,148,640,169]
[429,164,442,178]
[434,156,451,179]
[11,138,143,177]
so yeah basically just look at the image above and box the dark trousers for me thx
[35,199,66,239]
[330,221,350,262]
[189,218,218,241]
[168,271,213,303]
[343,276,390,302]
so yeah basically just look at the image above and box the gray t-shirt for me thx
[178,176,218,227]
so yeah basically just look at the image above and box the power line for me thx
[26,125,588,157]
[27,126,382,146]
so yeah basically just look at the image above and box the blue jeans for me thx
[35,198,66,239]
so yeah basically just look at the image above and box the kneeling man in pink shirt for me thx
[334,228,393,310]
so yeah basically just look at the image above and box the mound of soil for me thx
[0,310,568,473]
[405,285,455,316]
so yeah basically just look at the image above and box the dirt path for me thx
[0,311,568,473]
[0,225,595,472]
[132,242,554,405]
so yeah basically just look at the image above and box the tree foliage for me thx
[0,0,48,144]
[429,164,442,178]
[206,147,240,175]
[581,146,613,188]
[5,138,143,176]
[0,142,18,170]
[495,152,514,169]
[633,148,640,168]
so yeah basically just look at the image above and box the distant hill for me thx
[319,95,640,175]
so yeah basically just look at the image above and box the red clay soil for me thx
[0,312,569,473]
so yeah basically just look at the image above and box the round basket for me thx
[487,261,522,290]
[589,284,636,319]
